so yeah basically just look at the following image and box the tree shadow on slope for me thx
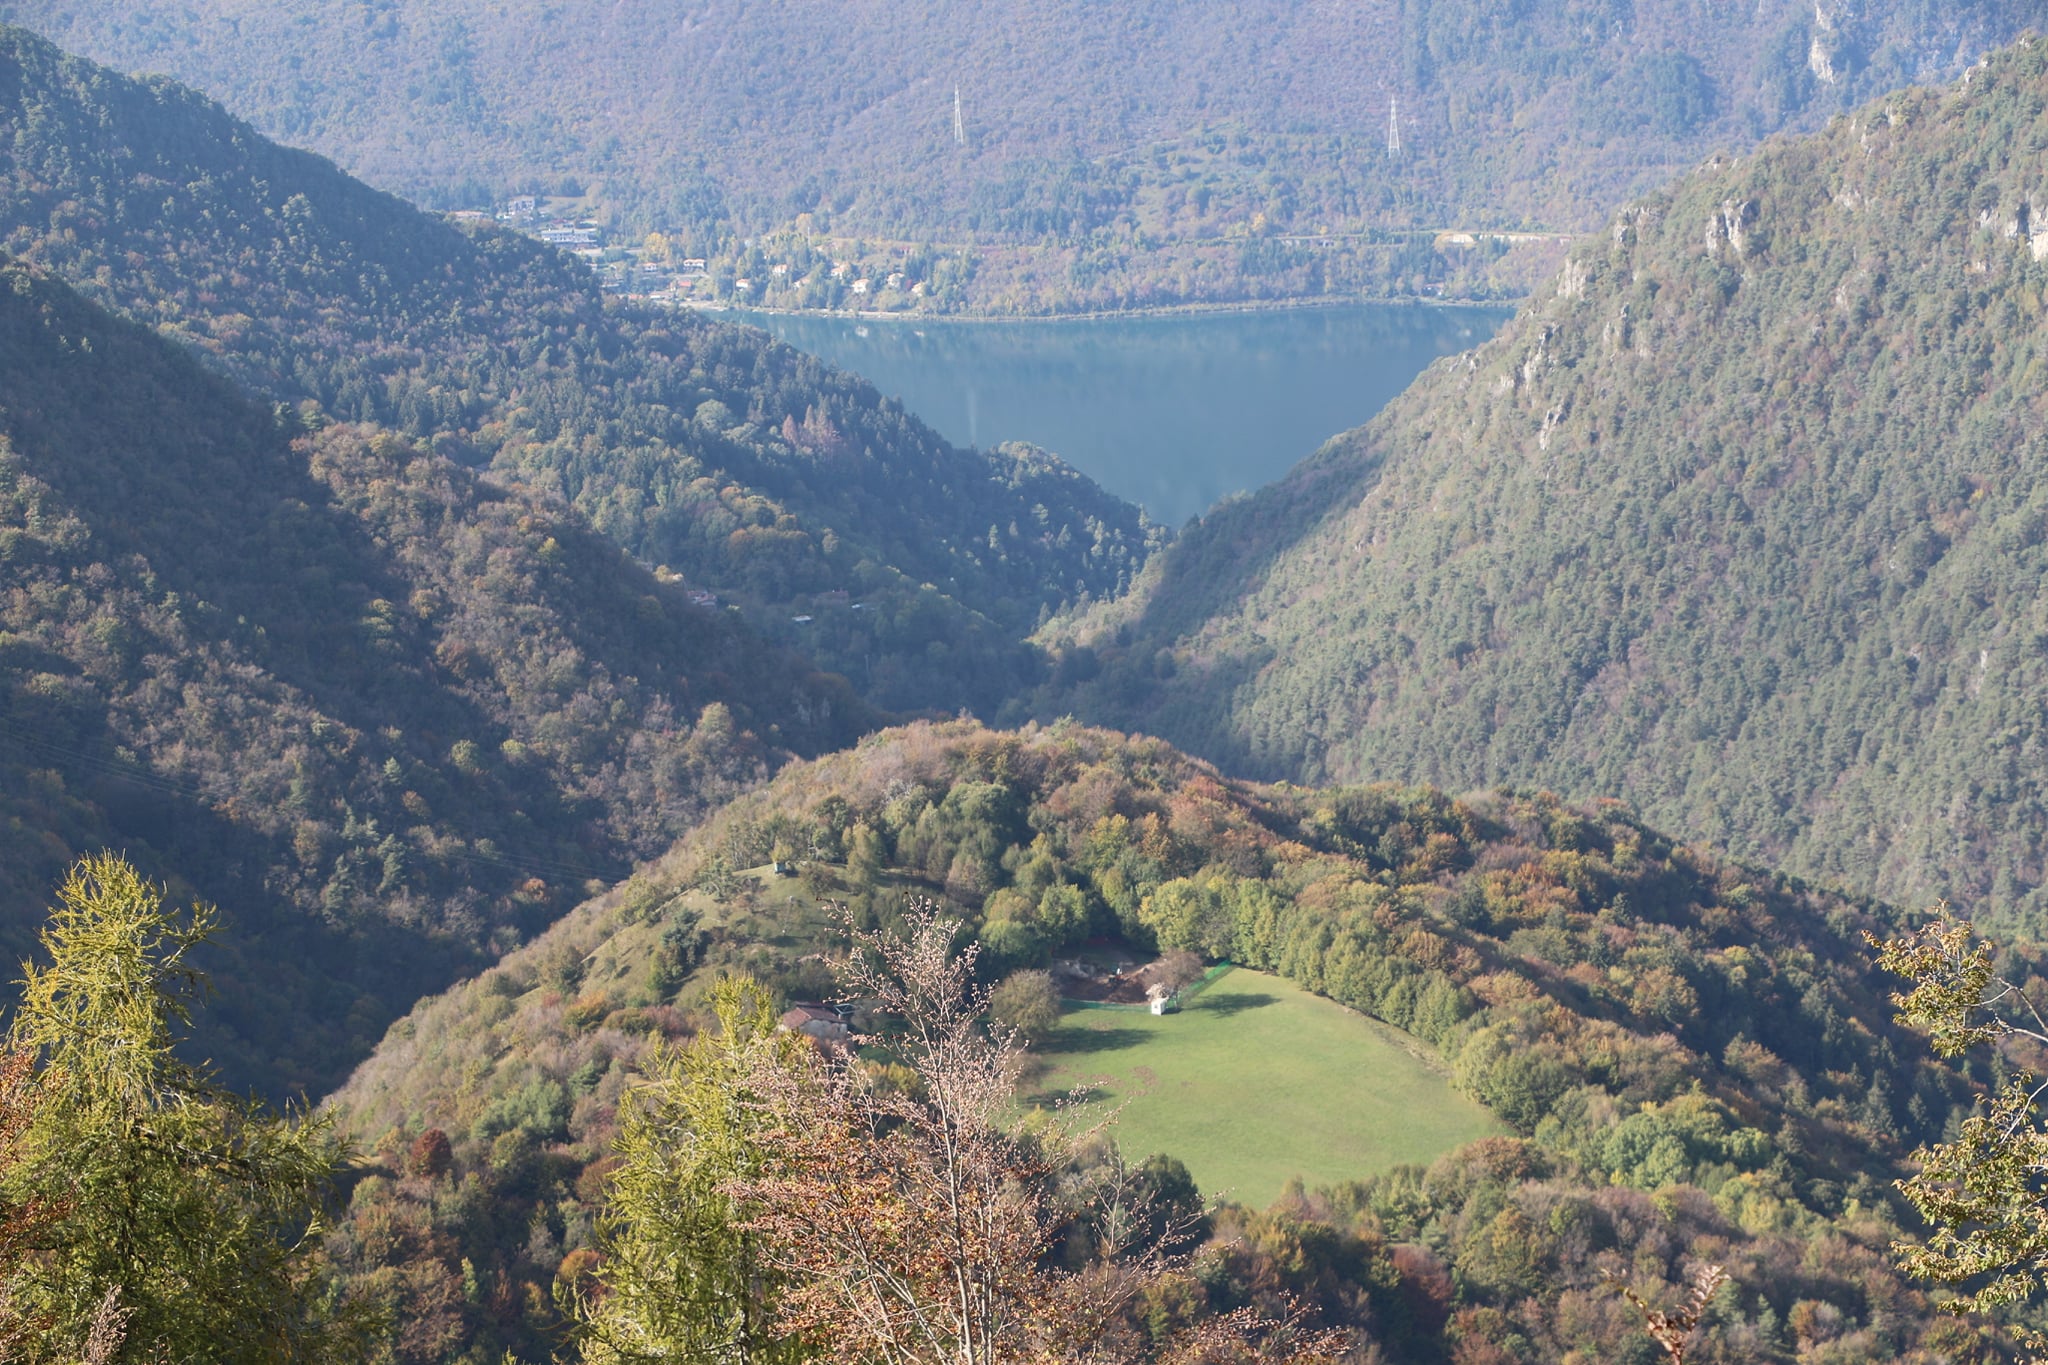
[0,703,482,1098]
[1042,1022,1152,1055]
[1137,432,1388,646]
[1189,990,1278,1018]
[1027,429,1391,778]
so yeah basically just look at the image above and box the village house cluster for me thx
[448,196,938,313]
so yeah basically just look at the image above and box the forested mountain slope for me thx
[0,0,2037,250]
[1033,37,2048,935]
[320,718,1989,1363]
[0,27,1157,712]
[0,258,875,1094]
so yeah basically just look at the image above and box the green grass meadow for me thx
[1029,969,1502,1208]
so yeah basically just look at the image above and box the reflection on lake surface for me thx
[742,303,1511,526]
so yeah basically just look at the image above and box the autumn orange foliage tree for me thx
[1607,1261,1727,1365]
[0,1049,58,1356]
[728,901,1338,1365]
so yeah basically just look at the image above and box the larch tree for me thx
[1,853,362,1363]
[571,973,815,1365]
[1870,911,2048,1356]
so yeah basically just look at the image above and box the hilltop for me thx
[1032,37,2048,936]
[2,3,2041,312]
[0,26,1159,713]
[320,717,1985,1362]
[0,257,876,1093]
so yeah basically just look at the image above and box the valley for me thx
[1030,37,2048,937]
[3,10,2048,1364]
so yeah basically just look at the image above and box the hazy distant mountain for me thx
[1034,36,2048,934]
[0,26,1159,715]
[0,0,2037,246]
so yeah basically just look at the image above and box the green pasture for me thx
[1028,969,1502,1208]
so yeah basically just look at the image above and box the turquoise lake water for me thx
[744,303,1510,527]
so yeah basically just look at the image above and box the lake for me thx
[742,303,1510,526]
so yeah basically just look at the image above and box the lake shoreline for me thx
[734,301,1509,524]
[684,292,1518,328]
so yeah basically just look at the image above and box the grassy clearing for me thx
[1028,969,1502,1209]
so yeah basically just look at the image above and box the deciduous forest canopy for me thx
[0,256,864,1093]
[9,10,2048,1364]
[1035,36,2048,937]
[0,25,1155,1089]
[324,718,2008,1363]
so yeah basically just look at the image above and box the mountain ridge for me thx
[1032,35,2048,932]
[4,0,2039,243]
[0,254,871,1093]
[0,23,1160,714]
